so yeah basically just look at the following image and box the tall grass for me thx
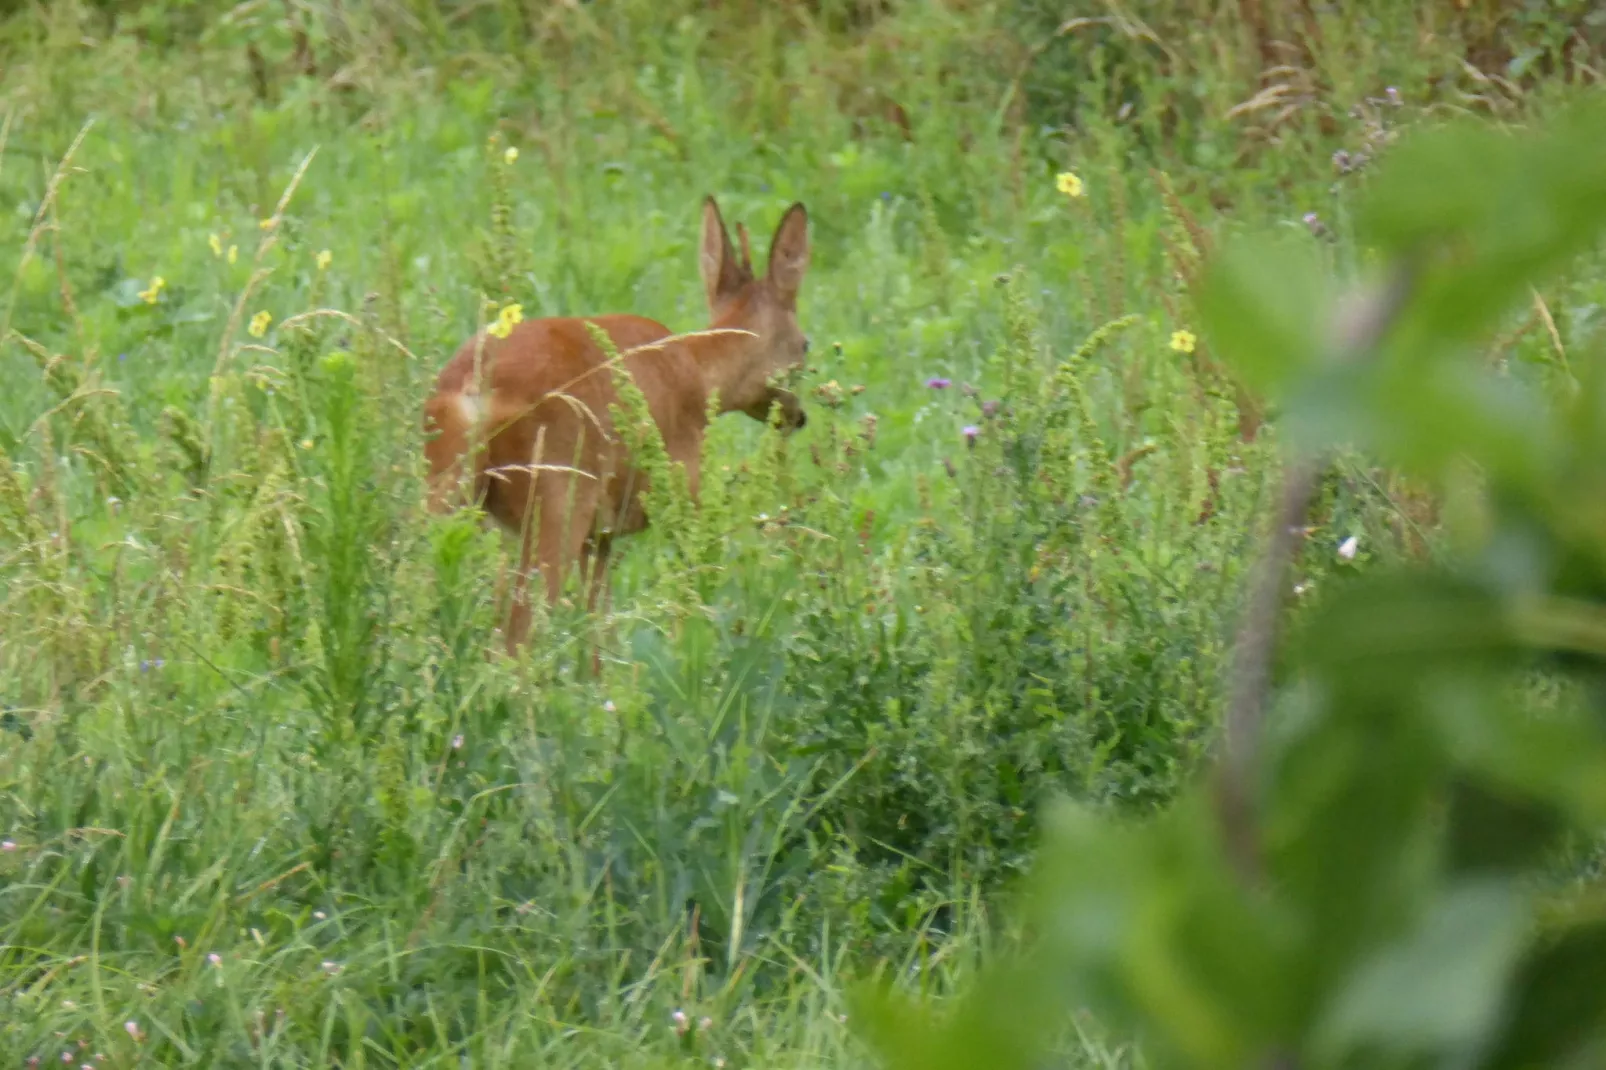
[1,1,1601,1064]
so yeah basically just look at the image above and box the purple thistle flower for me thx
[962,425,980,445]
[925,377,951,390]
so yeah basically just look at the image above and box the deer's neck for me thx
[687,327,760,417]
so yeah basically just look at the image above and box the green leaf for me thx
[1192,232,1328,398]
[1026,799,1296,1068]
[1293,570,1518,678]
[1482,916,1606,1069]
[1313,880,1529,1060]
[1430,681,1606,831]
[1444,777,1567,875]
[1359,97,1606,349]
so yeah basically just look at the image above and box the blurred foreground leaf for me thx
[861,94,1606,1070]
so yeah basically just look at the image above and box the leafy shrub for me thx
[860,93,1606,1070]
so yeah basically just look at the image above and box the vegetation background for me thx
[0,1,1602,1066]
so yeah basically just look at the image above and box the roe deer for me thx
[423,196,812,654]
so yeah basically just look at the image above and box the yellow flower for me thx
[1170,329,1197,354]
[227,245,238,265]
[315,249,332,271]
[208,233,222,257]
[487,302,524,339]
[503,146,519,166]
[299,438,314,450]
[1055,171,1084,198]
[138,276,165,304]
[259,217,276,231]
[248,310,273,338]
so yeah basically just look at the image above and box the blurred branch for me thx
[1217,264,1416,881]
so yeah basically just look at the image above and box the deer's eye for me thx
[802,337,811,355]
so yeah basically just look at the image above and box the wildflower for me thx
[259,216,276,231]
[698,1016,713,1032]
[137,276,165,305]
[123,1021,143,1043]
[925,377,951,390]
[227,245,238,265]
[1,840,15,851]
[603,700,616,713]
[208,233,223,257]
[320,961,341,975]
[487,302,524,339]
[813,379,845,408]
[208,953,222,967]
[1337,535,1359,561]
[1055,171,1084,198]
[451,734,464,750]
[248,310,272,338]
[672,1010,690,1036]
[1386,86,1401,106]
[1169,329,1197,354]
[313,910,327,920]
[504,146,519,165]
[316,249,332,271]
[962,425,980,445]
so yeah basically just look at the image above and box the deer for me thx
[422,196,812,656]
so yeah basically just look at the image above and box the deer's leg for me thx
[584,533,613,615]
[580,533,614,676]
[506,472,598,655]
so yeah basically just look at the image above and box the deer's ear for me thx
[735,222,754,276]
[766,203,810,301]
[700,197,747,311]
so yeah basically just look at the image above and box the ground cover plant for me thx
[1,2,1603,1066]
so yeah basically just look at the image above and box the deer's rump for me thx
[423,314,673,530]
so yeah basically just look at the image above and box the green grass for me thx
[0,1,1601,1065]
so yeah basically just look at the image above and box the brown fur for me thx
[423,196,812,654]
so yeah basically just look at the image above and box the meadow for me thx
[2,2,1603,1066]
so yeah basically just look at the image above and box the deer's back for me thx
[428,314,713,537]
